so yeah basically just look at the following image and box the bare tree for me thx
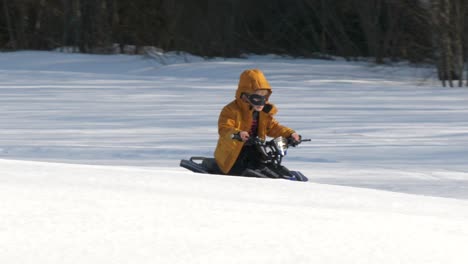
[431,0,466,87]
[2,0,17,49]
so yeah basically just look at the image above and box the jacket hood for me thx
[235,69,272,100]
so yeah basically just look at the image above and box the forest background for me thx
[1,0,467,87]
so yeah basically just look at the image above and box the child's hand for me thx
[290,133,300,142]
[239,131,250,142]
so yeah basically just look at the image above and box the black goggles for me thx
[247,94,266,106]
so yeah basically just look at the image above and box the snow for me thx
[1,51,468,263]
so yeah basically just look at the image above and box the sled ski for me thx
[180,136,310,182]
[180,156,309,182]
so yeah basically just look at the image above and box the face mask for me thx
[247,94,266,106]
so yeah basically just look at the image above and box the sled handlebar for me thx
[231,133,242,141]
[231,133,310,146]
[288,137,310,147]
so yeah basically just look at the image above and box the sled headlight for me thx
[274,137,288,156]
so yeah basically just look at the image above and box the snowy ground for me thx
[1,51,468,263]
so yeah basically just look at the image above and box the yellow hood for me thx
[235,69,272,100]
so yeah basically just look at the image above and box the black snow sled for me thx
[180,135,310,182]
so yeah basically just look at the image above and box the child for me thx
[214,69,300,176]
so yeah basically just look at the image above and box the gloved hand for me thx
[289,133,302,147]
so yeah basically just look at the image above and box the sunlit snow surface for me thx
[1,51,468,263]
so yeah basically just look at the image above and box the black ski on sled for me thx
[180,136,310,182]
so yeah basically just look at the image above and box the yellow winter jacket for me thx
[214,69,295,174]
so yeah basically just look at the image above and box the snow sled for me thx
[180,135,310,182]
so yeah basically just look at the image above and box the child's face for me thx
[252,104,264,111]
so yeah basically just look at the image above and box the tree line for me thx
[1,0,467,87]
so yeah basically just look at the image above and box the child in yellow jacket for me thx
[214,69,300,175]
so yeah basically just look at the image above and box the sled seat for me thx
[180,157,209,174]
[201,158,222,174]
[180,157,222,174]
